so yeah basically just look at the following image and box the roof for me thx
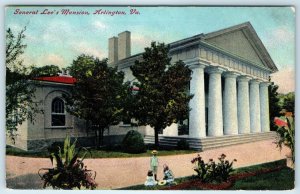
[33,76,76,84]
[117,22,278,73]
[202,22,278,72]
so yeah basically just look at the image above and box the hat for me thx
[152,150,158,154]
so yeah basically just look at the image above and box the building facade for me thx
[110,22,278,146]
[8,22,278,151]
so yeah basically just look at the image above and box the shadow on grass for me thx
[6,173,43,189]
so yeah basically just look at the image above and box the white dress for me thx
[144,176,157,186]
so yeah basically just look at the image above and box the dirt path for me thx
[6,139,289,189]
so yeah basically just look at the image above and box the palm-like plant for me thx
[38,137,97,190]
[275,115,295,164]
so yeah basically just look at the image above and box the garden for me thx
[120,159,294,190]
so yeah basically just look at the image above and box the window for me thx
[51,98,65,126]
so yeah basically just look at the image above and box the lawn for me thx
[6,145,197,158]
[119,159,294,190]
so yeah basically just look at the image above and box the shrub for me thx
[177,139,190,150]
[122,130,146,154]
[191,154,237,183]
[215,154,236,182]
[39,136,97,190]
[274,115,295,164]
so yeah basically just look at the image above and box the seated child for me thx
[163,164,175,184]
[144,170,157,186]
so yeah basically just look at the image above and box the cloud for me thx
[131,33,150,47]
[93,21,107,30]
[45,54,65,67]
[71,41,106,59]
[41,20,73,42]
[271,67,295,94]
[264,26,294,49]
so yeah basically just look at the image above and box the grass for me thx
[6,145,197,159]
[119,159,294,190]
[232,159,286,175]
[231,167,294,190]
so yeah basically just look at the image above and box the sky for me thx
[5,6,295,93]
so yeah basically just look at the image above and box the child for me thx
[163,164,175,184]
[150,150,159,181]
[144,170,157,186]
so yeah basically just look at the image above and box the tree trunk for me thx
[95,129,100,148]
[154,128,160,148]
[99,128,105,146]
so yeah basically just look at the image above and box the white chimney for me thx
[118,31,131,61]
[108,36,118,65]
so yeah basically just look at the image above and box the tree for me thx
[130,42,193,148]
[30,64,61,77]
[268,82,281,131]
[65,55,130,147]
[6,27,39,140]
[282,92,295,113]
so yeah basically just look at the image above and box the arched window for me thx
[51,98,65,126]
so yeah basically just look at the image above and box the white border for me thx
[1,1,298,194]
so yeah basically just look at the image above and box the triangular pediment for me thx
[202,22,278,72]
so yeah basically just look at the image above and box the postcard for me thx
[5,5,295,190]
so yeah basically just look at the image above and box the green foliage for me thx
[30,65,61,77]
[130,42,193,147]
[39,137,97,190]
[281,92,295,113]
[178,123,189,135]
[191,154,236,183]
[268,82,281,131]
[275,116,295,164]
[6,26,40,140]
[122,130,146,154]
[65,55,130,146]
[176,139,190,150]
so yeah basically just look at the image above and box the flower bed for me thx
[164,165,286,190]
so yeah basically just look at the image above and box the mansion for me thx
[8,22,278,151]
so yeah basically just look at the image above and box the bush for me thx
[191,154,237,183]
[177,139,190,150]
[122,130,146,154]
[39,137,97,190]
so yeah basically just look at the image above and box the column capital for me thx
[237,75,252,82]
[206,66,227,74]
[185,58,209,69]
[223,71,240,78]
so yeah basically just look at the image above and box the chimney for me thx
[108,36,118,65]
[118,31,131,61]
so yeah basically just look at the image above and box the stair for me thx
[144,131,277,151]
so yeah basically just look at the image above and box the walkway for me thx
[6,139,289,189]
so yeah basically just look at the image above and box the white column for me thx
[207,67,224,136]
[223,72,238,135]
[260,82,270,132]
[249,80,261,133]
[189,64,206,138]
[237,76,251,134]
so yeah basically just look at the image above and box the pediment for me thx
[202,22,278,72]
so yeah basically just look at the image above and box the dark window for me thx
[51,98,65,126]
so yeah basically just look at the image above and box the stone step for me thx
[144,132,277,151]
[144,132,276,145]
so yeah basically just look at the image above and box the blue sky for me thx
[5,6,295,92]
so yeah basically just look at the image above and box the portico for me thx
[187,63,271,138]
[112,22,278,149]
